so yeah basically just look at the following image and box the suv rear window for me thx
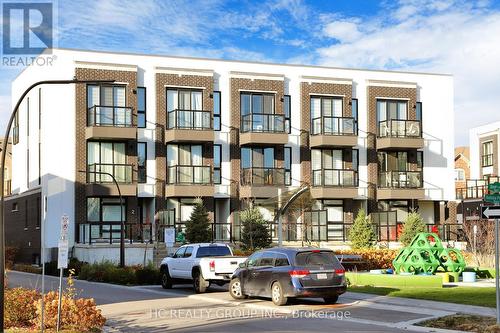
[196,246,231,258]
[295,251,338,266]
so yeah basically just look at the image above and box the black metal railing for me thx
[78,222,153,245]
[241,167,285,186]
[378,170,422,188]
[311,116,357,136]
[378,119,421,138]
[482,154,494,167]
[456,176,500,200]
[241,113,285,133]
[87,105,134,127]
[167,109,212,130]
[312,169,358,187]
[167,165,212,184]
[87,163,133,183]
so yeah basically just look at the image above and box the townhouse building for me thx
[5,49,455,265]
[456,122,500,223]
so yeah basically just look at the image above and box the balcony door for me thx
[167,89,205,129]
[378,152,410,187]
[87,85,128,126]
[377,100,408,137]
[312,149,343,186]
[241,147,276,185]
[87,142,127,183]
[167,144,207,183]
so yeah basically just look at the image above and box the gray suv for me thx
[229,247,347,305]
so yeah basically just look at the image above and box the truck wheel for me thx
[161,267,172,289]
[193,271,207,293]
[229,278,247,300]
[271,281,287,306]
[323,295,339,304]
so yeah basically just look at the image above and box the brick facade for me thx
[74,67,138,231]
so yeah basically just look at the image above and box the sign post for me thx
[56,215,69,332]
[484,182,500,324]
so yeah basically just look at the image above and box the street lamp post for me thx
[0,78,115,330]
[79,169,125,267]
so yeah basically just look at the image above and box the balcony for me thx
[85,106,136,140]
[378,170,424,200]
[377,119,423,149]
[310,116,358,147]
[240,114,288,145]
[166,109,214,143]
[456,177,500,200]
[166,165,213,197]
[240,167,285,198]
[310,169,358,199]
[86,163,136,196]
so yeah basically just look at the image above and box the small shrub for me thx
[78,261,160,285]
[336,249,399,270]
[399,211,426,246]
[185,198,212,243]
[348,209,377,249]
[12,263,42,274]
[4,287,41,328]
[5,246,18,269]
[240,206,271,251]
[32,291,106,331]
[135,264,161,285]
[232,249,254,256]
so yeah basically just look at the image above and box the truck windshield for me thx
[295,251,339,267]
[196,246,231,258]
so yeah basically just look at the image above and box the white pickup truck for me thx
[160,243,247,293]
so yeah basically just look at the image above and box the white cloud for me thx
[314,1,500,145]
[323,20,362,42]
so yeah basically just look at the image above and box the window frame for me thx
[137,142,147,183]
[455,168,465,181]
[137,87,146,128]
[213,91,221,131]
[284,146,292,186]
[86,197,127,223]
[284,95,291,134]
[482,141,494,167]
[214,144,222,184]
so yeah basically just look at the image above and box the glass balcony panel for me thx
[406,120,420,137]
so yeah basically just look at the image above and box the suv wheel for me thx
[323,295,339,304]
[161,267,172,289]
[271,281,287,306]
[229,278,247,300]
[193,271,207,293]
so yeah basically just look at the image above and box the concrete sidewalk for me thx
[345,291,495,317]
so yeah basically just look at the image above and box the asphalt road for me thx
[7,271,455,333]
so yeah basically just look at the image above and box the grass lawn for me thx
[418,314,500,332]
[349,285,496,308]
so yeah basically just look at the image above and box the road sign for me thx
[60,215,69,240]
[165,228,175,247]
[482,206,500,219]
[490,182,500,193]
[57,240,69,269]
[485,194,500,204]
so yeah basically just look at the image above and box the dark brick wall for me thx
[74,67,138,229]
[366,84,417,213]
[5,191,41,264]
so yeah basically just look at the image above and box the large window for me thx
[241,147,284,185]
[137,142,147,183]
[377,99,421,138]
[167,88,210,129]
[87,142,131,183]
[240,92,283,132]
[137,87,146,128]
[378,151,422,188]
[284,95,291,133]
[310,96,355,135]
[87,85,131,127]
[455,169,465,181]
[167,144,210,184]
[214,144,221,184]
[311,149,356,186]
[482,141,494,167]
[284,146,291,186]
[87,197,126,222]
[213,91,221,131]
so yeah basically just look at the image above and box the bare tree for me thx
[463,219,495,267]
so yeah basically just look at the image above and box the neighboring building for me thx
[454,146,470,191]
[7,48,455,265]
[0,137,12,196]
[456,123,500,223]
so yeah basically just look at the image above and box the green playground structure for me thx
[392,232,466,275]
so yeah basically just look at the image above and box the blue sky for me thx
[1,0,500,145]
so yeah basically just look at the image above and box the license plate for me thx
[317,273,328,280]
